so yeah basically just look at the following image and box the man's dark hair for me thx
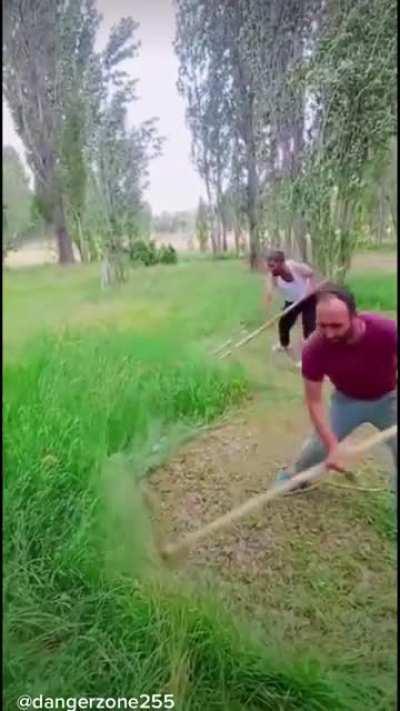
[265,248,285,263]
[316,282,357,315]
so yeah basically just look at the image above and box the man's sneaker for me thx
[274,469,310,494]
[272,343,286,353]
[275,470,291,484]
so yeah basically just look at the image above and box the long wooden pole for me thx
[211,327,248,356]
[218,279,329,360]
[160,425,396,561]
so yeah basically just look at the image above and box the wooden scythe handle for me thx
[160,425,397,560]
[218,279,329,360]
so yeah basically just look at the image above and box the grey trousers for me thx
[290,390,397,491]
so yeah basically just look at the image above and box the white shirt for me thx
[274,260,310,302]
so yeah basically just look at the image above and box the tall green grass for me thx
[4,330,247,564]
[5,572,362,709]
[346,272,396,312]
[4,329,356,709]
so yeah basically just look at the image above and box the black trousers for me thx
[278,295,316,347]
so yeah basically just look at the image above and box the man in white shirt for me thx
[262,249,317,364]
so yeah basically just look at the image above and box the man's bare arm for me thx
[304,378,348,472]
[291,261,317,293]
[304,378,337,451]
[263,274,275,309]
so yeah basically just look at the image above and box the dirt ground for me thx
[5,236,396,271]
[148,389,395,666]
[4,238,81,267]
[351,251,397,272]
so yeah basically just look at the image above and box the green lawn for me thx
[4,256,397,710]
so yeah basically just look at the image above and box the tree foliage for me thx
[290,0,397,276]
[3,0,103,263]
[76,15,164,275]
[3,2,163,274]
[195,198,210,252]
[2,146,41,258]
[174,0,396,274]
[128,239,177,266]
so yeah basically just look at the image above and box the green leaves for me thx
[3,4,163,264]
[2,146,38,254]
[102,17,140,73]
[175,0,395,270]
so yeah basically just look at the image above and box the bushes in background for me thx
[129,239,177,266]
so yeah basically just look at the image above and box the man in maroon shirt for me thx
[276,284,397,491]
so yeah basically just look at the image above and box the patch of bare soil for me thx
[351,251,396,272]
[148,397,395,660]
[4,238,81,268]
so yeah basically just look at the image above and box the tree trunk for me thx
[205,178,219,257]
[231,26,260,269]
[293,217,308,261]
[216,167,227,252]
[56,225,75,264]
[221,218,228,252]
[75,239,85,262]
[100,255,112,289]
[337,198,354,278]
[376,186,387,245]
[387,135,397,237]
[210,226,218,255]
[219,193,228,250]
[54,200,75,264]
[215,217,222,252]
[233,222,240,257]
[247,154,259,269]
[75,214,90,263]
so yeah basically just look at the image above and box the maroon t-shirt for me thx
[302,312,397,400]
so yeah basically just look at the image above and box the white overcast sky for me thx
[2,0,205,214]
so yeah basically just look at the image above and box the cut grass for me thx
[148,397,396,710]
[349,488,396,542]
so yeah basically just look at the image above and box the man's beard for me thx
[325,324,354,344]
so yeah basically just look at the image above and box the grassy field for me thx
[4,253,397,709]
